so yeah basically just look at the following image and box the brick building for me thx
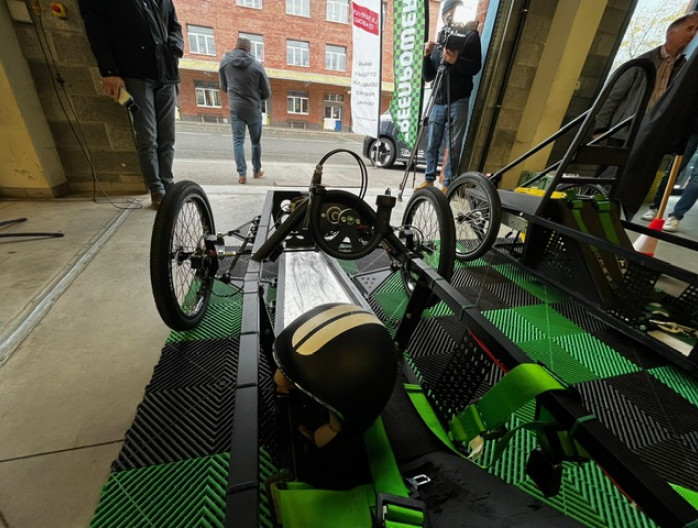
[175,0,443,130]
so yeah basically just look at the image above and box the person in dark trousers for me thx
[416,0,481,193]
[78,0,184,209]
[219,37,272,185]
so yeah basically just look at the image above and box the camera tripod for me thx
[398,55,457,201]
[0,218,64,239]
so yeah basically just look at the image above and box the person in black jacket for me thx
[78,0,184,209]
[416,0,481,193]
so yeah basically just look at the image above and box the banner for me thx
[389,0,428,149]
[351,0,382,137]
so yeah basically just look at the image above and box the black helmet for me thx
[273,303,397,445]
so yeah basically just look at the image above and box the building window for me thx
[188,25,216,56]
[286,0,309,16]
[195,81,222,108]
[287,40,309,67]
[237,0,262,8]
[239,32,265,62]
[327,0,349,23]
[287,90,309,114]
[325,45,346,71]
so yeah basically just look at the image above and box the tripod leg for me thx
[0,218,28,228]
[397,64,448,201]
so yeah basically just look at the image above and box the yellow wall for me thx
[0,1,66,197]
[504,0,606,188]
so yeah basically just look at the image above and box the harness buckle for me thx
[375,492,429,527]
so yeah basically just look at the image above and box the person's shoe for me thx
[238,175,247,184]
[151,193,164,210]
[663,216,680,232]
[641,208,657,221]
[253,168,264,179]
[441,185,448,194]
[414,181,434,190]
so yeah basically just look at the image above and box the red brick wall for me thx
[174,0,485,127]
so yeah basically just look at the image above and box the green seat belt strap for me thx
[593,197,620,244]
[448,363,567,445]
[274,417,426,528]
[364,418,426,527]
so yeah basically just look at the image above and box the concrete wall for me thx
[5,0,144,196]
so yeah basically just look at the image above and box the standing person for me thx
[416,2,481,193]
[78,0,184,210]
[641,131,698,232]
[219,37,272,185]
[593,12,698,143]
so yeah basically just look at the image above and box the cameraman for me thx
[416,0,481,192]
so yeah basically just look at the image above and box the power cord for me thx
[26,2,142,211]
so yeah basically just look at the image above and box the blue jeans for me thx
[230,112,263,177]
[124,78,176,196]
[651,133,698,219]
[424,98,469,187]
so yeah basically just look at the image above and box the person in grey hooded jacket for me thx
[219,37,272,184]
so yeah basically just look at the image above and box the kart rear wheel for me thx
[150,181,217,331]
[401,186,455,303]
[447,172,501,261]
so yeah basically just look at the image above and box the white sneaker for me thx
[663,216,680,232]
[641,208,657,221]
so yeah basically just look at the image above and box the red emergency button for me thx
[49,3,67,17]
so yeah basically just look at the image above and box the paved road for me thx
[174,121,426,191]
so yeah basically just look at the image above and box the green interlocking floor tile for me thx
[90,454,229,528]
[163,281,243,343]
[515,304,585,337]
[337,259,360,275]
[670,483,698,511]
[483,309,546,343]
[649,366,698,407]
[519,339,599,384]
[493,263,569,303]
[453,256,490,269]
[554,334,641,379]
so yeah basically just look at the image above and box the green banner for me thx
[389,0,428,150]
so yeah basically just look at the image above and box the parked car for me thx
[362,112,445,169]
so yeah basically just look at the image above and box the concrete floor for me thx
[0,176,696,526]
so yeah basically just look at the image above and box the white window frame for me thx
[188,25,216,56]
[287,91,309,114]
[286,0,310,16]
[237,0,262,8]
[287,40,310,67]
[326,0,349,23]
[239,32,265,62]
[195,83,222,108]
[325,44,346,71]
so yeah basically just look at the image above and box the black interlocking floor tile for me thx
[576,379,673,451]
[147,339,238,393]
[487,281,541,308]
[113,384,235,471]
[466,265,509,285]
[456,284,509,311]
[606,372,698,436]
[591,327,670,370]
[551,301,608,334]
[408,317,457,359]
[635,436,698,491]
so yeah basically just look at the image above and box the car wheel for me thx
[369,137,396,168]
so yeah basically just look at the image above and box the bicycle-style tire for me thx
[150,181,216,331]
[401,186,455,300]
[446,172,501,261]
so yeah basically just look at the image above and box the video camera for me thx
[436,21,472,51]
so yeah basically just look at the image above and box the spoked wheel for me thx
[557,183,610,198]
[400,186,455,302]
[446,172,501,261]
[150,181,217,330]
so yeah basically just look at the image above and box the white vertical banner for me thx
[351,0,382,137]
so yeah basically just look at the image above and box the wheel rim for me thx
[170,198,211,317]
[370,140,393,167]
[451,182,493,256]
[403,196,444,291]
